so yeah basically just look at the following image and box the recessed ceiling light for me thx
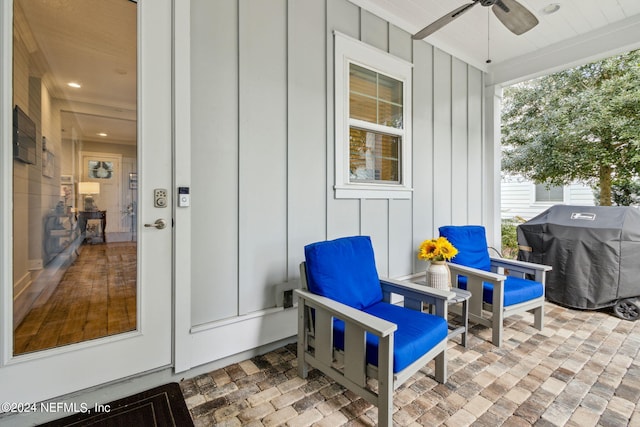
[67,82,81,88]
[97,132,108,137]
[542,3,561,14]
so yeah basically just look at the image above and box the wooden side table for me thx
[444,287,471,347]
[78,210,107,243]
[399,272,471,347]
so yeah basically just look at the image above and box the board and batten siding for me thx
[185,0,486,368]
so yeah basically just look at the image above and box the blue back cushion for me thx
[304,236,383,309]
[439,225,492,272]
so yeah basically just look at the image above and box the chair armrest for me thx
[490,257,552,272]
[489,257,552,282]
[380,277,454,301]
[294,289,397,338]
[379,277,454,316]
[447,262,507,313]
[446,263,507,283]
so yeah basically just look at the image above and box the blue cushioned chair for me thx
[296,236,453,427]
[439,225,552,347]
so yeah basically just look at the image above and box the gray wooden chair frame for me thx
[447,257,552,347]
[296,262,454,427]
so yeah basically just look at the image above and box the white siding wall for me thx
[184,0,488,370]
[501,180,595,220]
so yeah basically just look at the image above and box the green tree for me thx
[501,50,640,206]
[593,177,640,206]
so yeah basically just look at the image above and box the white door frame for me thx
[172,0,192,373]
[0,0,174,404]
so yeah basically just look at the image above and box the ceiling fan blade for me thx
[492,0,539,35]
[412,2,478,40]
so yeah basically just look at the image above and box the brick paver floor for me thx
[181,302,640,426]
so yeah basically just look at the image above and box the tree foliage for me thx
[501,50,640,206]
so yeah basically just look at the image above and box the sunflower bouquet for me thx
[417,237,458,262]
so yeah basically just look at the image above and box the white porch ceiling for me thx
[15,0,136,145]
[351,0,640,82]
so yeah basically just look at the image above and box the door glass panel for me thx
[12,0,137,355]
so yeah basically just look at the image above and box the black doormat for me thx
[39,382,194,427]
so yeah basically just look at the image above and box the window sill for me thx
[334,184,413,200]
[531,201,564,206]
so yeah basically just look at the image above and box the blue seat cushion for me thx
[439,225,492,272]
[440,225,543,306]
[457,276,543,306]
[332,302,448,373]
[304,236,382,310]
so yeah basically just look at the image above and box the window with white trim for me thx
[534,183,564,203]
[334,32,412,199]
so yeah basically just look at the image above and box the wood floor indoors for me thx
[13,242,137,355]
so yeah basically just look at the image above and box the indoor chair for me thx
[439,225,552,347]
[296,236,453,427]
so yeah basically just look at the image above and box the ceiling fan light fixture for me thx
[542,3,561,14]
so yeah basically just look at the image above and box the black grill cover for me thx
[517,205,640,309]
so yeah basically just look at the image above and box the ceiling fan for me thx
[412,0,539,40]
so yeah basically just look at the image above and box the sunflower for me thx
[435,236,458,261]
[418,239,439,261]
[417,237,458,262]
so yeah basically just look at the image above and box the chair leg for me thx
[297,303,309,379]
[492,314,503,347]
[533,306,544,330]
[378,389,393,427]
[434,349,447,383]
[297,341,308,379]
[377,335,394,427]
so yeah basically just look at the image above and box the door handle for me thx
[144,219,167,229]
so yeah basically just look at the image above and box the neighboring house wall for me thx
[501,179,595,220]
[183,0,489,370]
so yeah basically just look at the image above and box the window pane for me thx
[349,63,403,129]
[350,64,376,97]
[350,92,377,123]
[378,100,402,128]
[378,74,402,104]
[535,184,564,202]
[12,0,138,355]
[349,127,400,183]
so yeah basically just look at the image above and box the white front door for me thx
[0,0,173,403]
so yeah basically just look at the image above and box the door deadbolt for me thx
[144,219,167,229]
[154,188,168,208]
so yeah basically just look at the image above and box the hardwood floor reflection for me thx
[14,242,137,355]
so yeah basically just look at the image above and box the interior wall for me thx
[189,0,486,329]
[12,10,69,297]
[12,15,30,291]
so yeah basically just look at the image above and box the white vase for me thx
[427,261,450,290]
